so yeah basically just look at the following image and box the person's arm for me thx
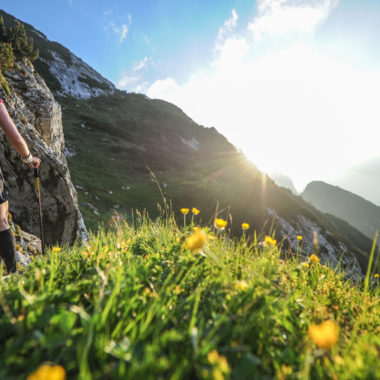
[0,100,40,169]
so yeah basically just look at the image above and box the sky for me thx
[2,0,380,192]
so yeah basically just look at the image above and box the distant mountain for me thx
[269,173,298,195]
[333,157,380,207]
[302,181,380,241]
[1,9,377,277]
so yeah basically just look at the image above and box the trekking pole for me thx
[34,167,45,256]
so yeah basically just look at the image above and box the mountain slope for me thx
[58,92,375,275]
[334,156,380,206]
[302,181,380,241]
[269,173,298,195]
[1,9,376,276]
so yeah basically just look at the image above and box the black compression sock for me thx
[0,229,17,273]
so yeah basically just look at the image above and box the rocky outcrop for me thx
[9,217,40,267]
[0,10,116,100]
[41,51,116,99]
[268,209,363,280]
[0,60,88,246]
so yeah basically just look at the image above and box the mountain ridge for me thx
[0,9,115,99]
[302,180,380,242]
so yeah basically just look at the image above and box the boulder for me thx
[0,60,88,246]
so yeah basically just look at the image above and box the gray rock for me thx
[1,60,88,246]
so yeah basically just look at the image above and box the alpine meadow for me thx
[0,3,379,380]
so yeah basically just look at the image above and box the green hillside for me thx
[0,215,379,379]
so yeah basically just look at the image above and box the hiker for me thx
[0,98,41,273]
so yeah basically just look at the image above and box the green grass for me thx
[0,214,379,379]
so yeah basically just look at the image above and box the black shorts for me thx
[0,169,9,205]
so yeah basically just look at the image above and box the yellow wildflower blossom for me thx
[214,218,227,230]
[81,251,90,258]
[192,207,200,215]
[301,262,310,268]
[207,350,230,373]
[234,280,249,291]
[281,365,293,376]
[241,223,250,230]
[52,246,62,254]
[183,227,207,253]
[309,254,320,264]
[308,320,339,349]
[27,364,66,380]
[264,236,277,247]
[374,273,379,278]
[296,235,303,241]
[174,285,184,295]
[180,208,189,215]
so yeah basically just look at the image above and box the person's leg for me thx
[0,201,16,273]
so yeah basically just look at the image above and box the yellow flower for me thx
[81,251,90,258]
[309,253,320,264]
[27,364,66,380]
[234,280,249,291]
[214,218,227,230]
[183,227,207,253]
[264,236,277,247]
[301,262,310,268]
[241,223,250,230]
[296,235,303,241]
[192,207,200,215]
[374,273,379,278]
[52,246,62,253]
[180,208,189,215]
[308,320,339,349]
[281,365,293,376]
[174,285,184,295]
[207,350,230,375]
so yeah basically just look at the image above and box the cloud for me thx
[146,77,179,97]
[133,57,149,72]
[145,2,380,190]
[119,24,128,42]
[217,9,239,42]
[249,0,340,40]
[104,15,131,44]
[105,22,129,43]
[117,74,141,89]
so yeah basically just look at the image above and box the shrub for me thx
[0,42,14,71]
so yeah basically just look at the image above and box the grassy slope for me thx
[0,216,379,379]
